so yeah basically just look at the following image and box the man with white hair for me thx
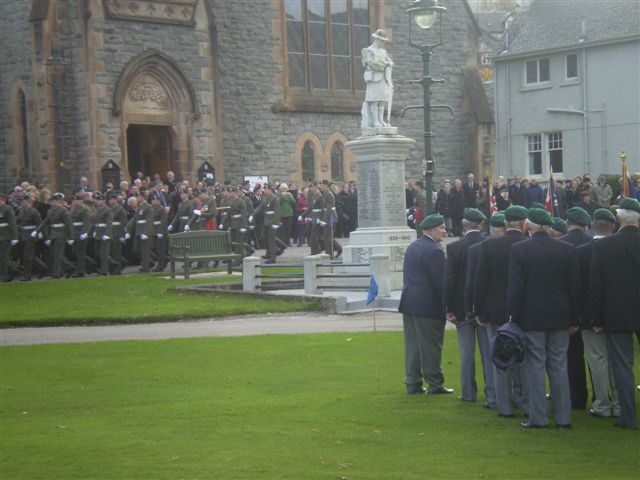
[589,197,640,429]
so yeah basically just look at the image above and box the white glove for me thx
[249,225,255,230]
[80,233,88,240]
[157,234,164,239]
[44,239,51,246]
[305,217,312,224]
[101,235,110,241]
[93,232,97,238]
[406,209,411,214]
[67,240,74,246]
[120,237,126,244]
[318,220,327,227]
[297,215,303,222]
[272,224,280,230]
[316,218,321,225]
[219,224,224,230]
[239,228,247,233]
[140,234,148,240]
[167,224,173,232]
[193,209,201,216]
[30,231,38,238]
[38,232,43,239]
[408,214,414,221]
[10,239,18,246]
[184,225,190,232]
[248,215,253,224]
[125,233,131,240]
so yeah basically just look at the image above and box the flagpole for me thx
[621,150,629,198]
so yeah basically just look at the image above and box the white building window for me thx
[526,132,563,177]
[527,134,542,175]
[525,58,550,85]
[565,53,578,80]
[548,131,563,173]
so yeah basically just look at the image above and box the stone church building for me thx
[1,0,493,193]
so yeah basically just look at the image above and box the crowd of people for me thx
[399,197,640,430]
[0,172,359,280]
[406,171,640,237]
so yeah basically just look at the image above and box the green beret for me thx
[148,193,159,202]
[73,194,85,201]
[463,208,487,223]
[223,180,231,186]
[619,197,640,214]
[107,191,120,199]
[504,205,528,221]
[420,214,444,230]
[22,192,32,201]
[566,207,592,226]
[489,213,506,228]
[551,217,567,233]
[205,178,215,185]
[92,191,105,200]
[528,208,554,226]
[415,180,425,189]
[530,202,546,210]
[51,192,64,201]
[592,208,616,224]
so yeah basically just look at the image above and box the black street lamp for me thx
[402,0,450,216]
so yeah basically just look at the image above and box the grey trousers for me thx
[608,332,638,429]
[582,329,619,416]
[456,319,495,405]
[486,322,528,415]
[403,314,446,390]
[524,329,571,426]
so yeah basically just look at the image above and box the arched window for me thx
[331,142,343,181]
[302,141,315,181]
[18,90,29,168]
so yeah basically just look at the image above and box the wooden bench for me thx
[169,230,242,279]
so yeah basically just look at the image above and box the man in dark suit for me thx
[399,214,453,395]
[589,197,640,429]
[559,207,592,411]
[576,208,619,418]
[475,205,529,418]
[464,213,506,409]
[444,208,487,403]
[508,175,525,206]
[462,173,480,208]
[507,208,580,429]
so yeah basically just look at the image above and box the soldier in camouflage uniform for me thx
[228,187,249,259]
[413,181,427,238]
[251,185,281,263]
[108,191,128,275]
[18,193,47,281]
[126,193,154,272]
[0,193,18,281]
[319,180,342,259]
[168,189,194,233]
[70,193,93,277]
[91,191,113,275]
[150,193,168,272]
[37,193,74,279]
[303,183,324,255]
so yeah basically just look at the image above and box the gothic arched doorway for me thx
[126,125,173,178]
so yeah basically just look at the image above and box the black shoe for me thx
[556,424,572,429]
[264,258,276,264]
[20,276,31,282]
[613,422,638,430]
[457,396,476,403]
[498,413,515,418]
[407,386,426,395]
[589,409,611,418]
[71,273,85,278]
[427,386,454,395]
[520,422,548,429]
[483,402,495,410]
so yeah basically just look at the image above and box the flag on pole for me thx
[621,151,630,197]
[367,274,379,306]
[545,168,559,217]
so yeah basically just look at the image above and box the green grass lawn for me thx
[1,331,638,479]
[0,274,317,327]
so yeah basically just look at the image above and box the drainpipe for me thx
[590,103,606,173]
[506,61,512,177]
[582,47,589,174]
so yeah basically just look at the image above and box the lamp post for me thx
[45,49,69,192]
[403,0,447,215]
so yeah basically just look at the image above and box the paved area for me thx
[0,311,406,346]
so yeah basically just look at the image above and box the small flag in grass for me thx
[367,274,379,306]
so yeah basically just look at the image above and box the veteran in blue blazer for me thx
[399,214,453,396]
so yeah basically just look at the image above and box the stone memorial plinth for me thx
[343,133,416,289]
